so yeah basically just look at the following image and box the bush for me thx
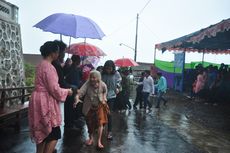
[24,63,35,86]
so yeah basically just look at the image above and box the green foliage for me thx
[24,63,35,86]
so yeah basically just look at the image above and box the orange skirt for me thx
[86,103,109,134]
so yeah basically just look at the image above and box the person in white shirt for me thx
[142,70,155,109]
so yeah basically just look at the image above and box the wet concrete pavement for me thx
[1,90,230,153]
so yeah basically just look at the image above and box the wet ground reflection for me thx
[151,108,230,153]
[1,103,230,153]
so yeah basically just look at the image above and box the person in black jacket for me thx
[52,40,70,88]
[64,55,84,128]
[52,40,78,129]
[133,71,145,109]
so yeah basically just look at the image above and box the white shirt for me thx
[142,75,155,94]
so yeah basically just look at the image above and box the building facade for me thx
[0,0,25,106]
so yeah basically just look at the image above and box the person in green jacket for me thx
[155,72,168,108]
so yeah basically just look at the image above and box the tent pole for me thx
[181,51,186,92]
[154,47,156,64]
[202,51,205,66]
[173,57,176,89]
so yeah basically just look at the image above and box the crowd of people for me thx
[186,63,230,104]
[28,40,168,153]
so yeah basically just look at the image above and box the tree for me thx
[24,63,35,86]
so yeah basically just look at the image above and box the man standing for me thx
[65,55,83,129]
[52,40,77,129]
[52,40,70,89]
[155,72,167,108]
[142,70,155,110]
[133,71,145,109]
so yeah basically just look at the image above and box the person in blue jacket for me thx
[155,72,168,108]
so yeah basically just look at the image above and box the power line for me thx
[139,20,162,41]
[139,0,152,15]
[105,0,152,39]
[106,18,136,38]
[134,0,152,61]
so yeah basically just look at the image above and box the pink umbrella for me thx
[65,42,106,56]
[114,58,139,67]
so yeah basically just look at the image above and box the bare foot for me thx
[85,139,93,146]
[97,142,104,149]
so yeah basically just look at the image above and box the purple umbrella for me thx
[33,13,105,40]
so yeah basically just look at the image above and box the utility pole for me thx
[134,13,139,62]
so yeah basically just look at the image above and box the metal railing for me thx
[0,86,34,108]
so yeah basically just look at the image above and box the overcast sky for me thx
[7,0,230,64]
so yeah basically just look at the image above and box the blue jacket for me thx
[156,76,167,93]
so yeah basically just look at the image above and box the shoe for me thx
[133,105,137,110]
[107,132,113,140]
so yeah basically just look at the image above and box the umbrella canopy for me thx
[65,42,106,56]
[155,18,230,54]
[114,58,139,67]
[33,13,105,40]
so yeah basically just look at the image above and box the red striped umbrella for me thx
[114,58,139,67]
[66,42,106,56]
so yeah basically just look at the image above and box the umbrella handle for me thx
[69,36,72,46]
[60,34,62,41]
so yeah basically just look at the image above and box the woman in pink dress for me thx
[194,70,206,94]
[28,41,73,153]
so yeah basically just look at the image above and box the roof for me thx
[132,62,154,71]
[23,54,42,66]
[155,18,230,54]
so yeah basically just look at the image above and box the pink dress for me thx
[194,74,205,93]
[28,60,69,144]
